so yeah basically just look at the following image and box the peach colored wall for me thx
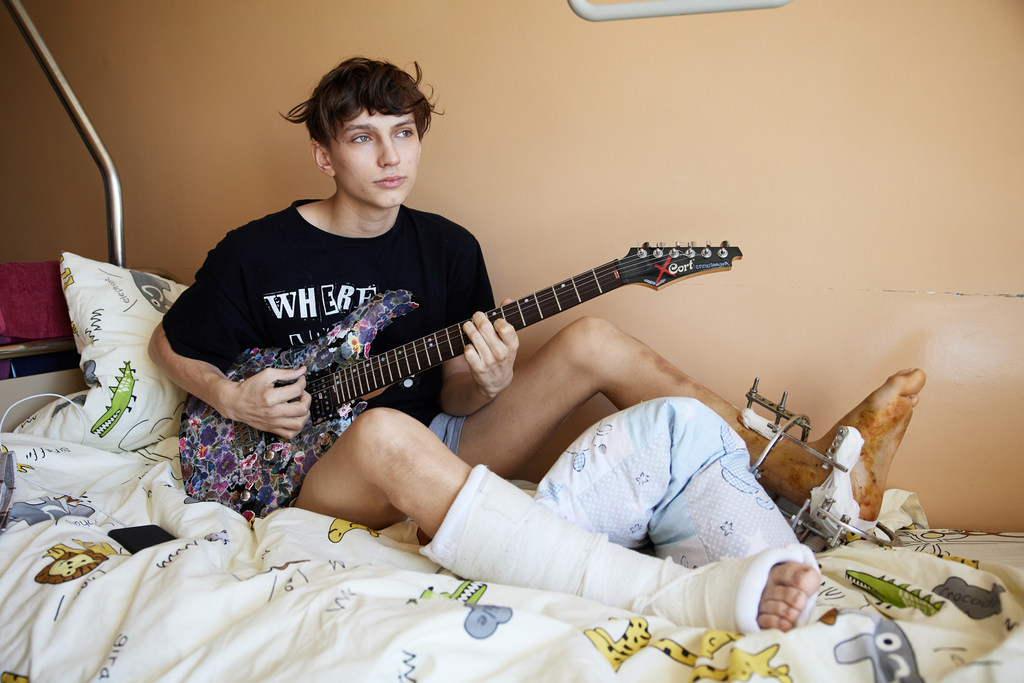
[2,0,1022,530]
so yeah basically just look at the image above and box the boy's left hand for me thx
[461,300,518,399]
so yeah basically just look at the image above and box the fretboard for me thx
[306,258,627,420]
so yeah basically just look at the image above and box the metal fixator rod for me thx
[745,377,812,440]
[745,377,850,474]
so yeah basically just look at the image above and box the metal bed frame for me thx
[1,0,124,363]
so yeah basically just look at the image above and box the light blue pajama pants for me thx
[533,397,799,568]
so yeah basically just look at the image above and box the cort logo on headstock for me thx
[647,257,695,285]
[625,241,742,290]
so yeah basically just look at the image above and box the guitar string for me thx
[353,248,704,377]
[309,250,730,410]
[309,249,736,409]
[312,258,625,405]
[226,249,733,441]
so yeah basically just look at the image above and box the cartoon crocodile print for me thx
[419,580,487,605]
[90,361,136,437]
[846,570,945,616]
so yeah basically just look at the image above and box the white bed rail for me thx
[567,0,792,21]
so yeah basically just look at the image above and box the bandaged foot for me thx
[422,465,819,632]
[747,369,926,521]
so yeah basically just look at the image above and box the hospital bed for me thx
[2,3,1023,681]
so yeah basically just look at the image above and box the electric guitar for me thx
[179,241,742,519]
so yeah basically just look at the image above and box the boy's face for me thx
[313,110,422,215]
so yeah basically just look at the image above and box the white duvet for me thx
[2,432,1023,682]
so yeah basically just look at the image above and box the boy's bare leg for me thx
[296,408,471,536]
[458,316,924,520]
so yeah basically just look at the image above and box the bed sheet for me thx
[1,432,1022,682]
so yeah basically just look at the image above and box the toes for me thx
[770,561,820,592]
[757,595,803,632]
[758,563,820,632]
[757,606,798,632]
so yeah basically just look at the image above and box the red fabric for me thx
[0,260,73,341]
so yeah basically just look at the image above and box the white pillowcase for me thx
[15,252,187,452]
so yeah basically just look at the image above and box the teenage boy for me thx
[151,57,925,632]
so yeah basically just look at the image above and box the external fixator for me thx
[744,377,849,476]
[784,497,900,550]
[742,378,900,549]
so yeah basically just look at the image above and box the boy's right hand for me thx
[219,366,311,440]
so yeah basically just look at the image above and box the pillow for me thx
[14,252,189,452]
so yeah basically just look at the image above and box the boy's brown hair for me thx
[284,57,436,145]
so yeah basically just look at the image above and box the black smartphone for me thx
[108,524,176,553]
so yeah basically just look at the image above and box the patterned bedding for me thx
[2,431,1022,682]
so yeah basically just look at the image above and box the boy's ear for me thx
[311,140,336,177]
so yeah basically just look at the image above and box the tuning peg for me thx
[684,242,696,258]
[670,242,682,258]
[718,240,730,258]
[701,241,713,258]
[637,241,648,257]
[653,242,664,257]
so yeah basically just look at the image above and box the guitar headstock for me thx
[616,241,742,289]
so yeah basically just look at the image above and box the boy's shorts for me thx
[429,412,466,454]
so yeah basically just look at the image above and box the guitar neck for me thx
[307,258,627,416]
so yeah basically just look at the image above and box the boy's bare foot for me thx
[757,561,820,632]
[748,369,927,521]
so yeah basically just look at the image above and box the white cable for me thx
[1,392,129,529]
[0,392,88,447]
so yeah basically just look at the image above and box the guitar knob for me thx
[240,490,253,502]
[701,241,713,258]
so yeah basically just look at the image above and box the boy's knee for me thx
[350,406,407,431]
[344,408,424,458]
[555,316,624,357]
[564,315,618,338]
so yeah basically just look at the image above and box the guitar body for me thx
[178,242,742,519]
[179,290,419,519]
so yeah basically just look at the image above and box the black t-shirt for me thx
[162,201,494,425]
